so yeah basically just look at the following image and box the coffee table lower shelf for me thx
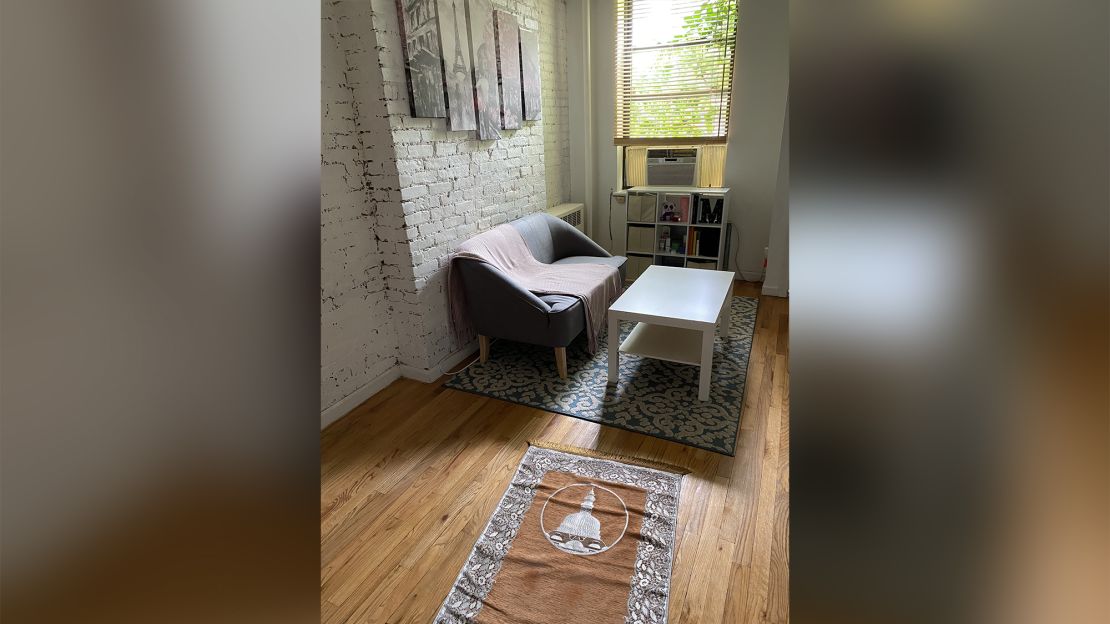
[618,323,703,366]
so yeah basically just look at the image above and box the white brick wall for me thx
[322,0,408,412]
[322,0,571,411]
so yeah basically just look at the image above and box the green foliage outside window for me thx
[622,0,738,140]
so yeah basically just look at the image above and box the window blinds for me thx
[614,0,739,146]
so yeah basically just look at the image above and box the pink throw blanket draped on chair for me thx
[448,224,622,354]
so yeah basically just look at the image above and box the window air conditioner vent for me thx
[646,148,699,186]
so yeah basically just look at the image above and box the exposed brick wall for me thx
[322,0,407,412]
[322,0,570,411]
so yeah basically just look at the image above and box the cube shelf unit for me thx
[622,185,731,282]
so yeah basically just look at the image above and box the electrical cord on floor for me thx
[445,338,498,375]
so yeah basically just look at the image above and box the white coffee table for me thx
[607,265,736,401]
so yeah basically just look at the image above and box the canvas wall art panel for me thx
[465,0,500,139]
[436,0,477,130]
[493,11,522,130]
[397,0,447,117]
[519,27,542,120]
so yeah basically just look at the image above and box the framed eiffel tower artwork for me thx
[436,0,477,131]
[520,27,542,121]
[493,10,522,130]
[465,0,500,140]
[396,0,447,118]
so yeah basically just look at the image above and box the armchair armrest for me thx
[547,216,611,260]
[455,259,555,341]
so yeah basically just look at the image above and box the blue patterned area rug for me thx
[445,296,758,455]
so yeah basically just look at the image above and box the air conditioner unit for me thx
[646,148,698,186]
[546,203,586,233]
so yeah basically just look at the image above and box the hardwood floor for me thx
[321,282,789,623]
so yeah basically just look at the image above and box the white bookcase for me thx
[621,185,731,282]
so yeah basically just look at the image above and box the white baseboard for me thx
[397,364,438,383]
[320,365,401,430]
[320,341,474,430]
[398,340,478,383]
[761,282,789,297]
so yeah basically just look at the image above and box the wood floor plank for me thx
[724,351,788,624]
[765,485,790,623]
[325,404,534,606]
[722,298,779,556]
[766,353,791,624]
[322,399,521,595]
[321,390,492,542]
[321,282,789,624]
[344,409,544,623]
[674,474,731,624]
[321,397,510,579]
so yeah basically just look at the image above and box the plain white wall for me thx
[763,106,789,296]
[588,0,622,253]
[578,0,789,279]
[722,0,789,280]
[566,0,594,236]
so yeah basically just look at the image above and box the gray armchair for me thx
[455,213,626,378]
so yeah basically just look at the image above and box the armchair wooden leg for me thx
[479,335,490,364]
[554,347,568,379]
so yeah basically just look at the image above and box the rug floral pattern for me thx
[445,296,758,455]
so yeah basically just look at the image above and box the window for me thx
[614,0,739,145]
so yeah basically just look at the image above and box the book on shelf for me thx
[683,229,709,257]
[694,228,720,256]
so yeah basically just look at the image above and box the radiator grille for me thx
[546,203,586,232]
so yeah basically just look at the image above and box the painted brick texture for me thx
[322,0,570,412]
[322,0,405,411]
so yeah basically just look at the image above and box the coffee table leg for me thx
[719,299,731,336]
[698,328,714,401]
[607,314,620,384]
